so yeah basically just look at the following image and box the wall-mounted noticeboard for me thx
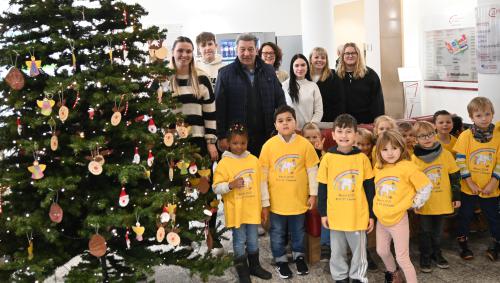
[424,27,477,81]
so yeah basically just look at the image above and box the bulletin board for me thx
[424,27,477,81]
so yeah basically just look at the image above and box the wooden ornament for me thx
[176,124,190,139]
[5,67,25,90]
[37,98,56,116]
[50,135,58,151]
[163,132,174,147]
[197,177,210,194]
[156,226,165,242]
[132,222,145,241]
[58,106,69,122]
[88,160,103,175]
[94,155,105,166]
[49,203,63,223]
[111,111,122,126]
[25,56,41,77]
[88,234,107,257]
[166,231,180,247]
[28,160,46,180]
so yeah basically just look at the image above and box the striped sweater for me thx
[171,75,217,140]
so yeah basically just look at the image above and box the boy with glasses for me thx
[411,121,461,272]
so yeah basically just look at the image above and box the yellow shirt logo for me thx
[334,170,359,192]
[376,177,399,198]
[274,154,299,174]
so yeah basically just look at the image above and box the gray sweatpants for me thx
[329,230,368,282]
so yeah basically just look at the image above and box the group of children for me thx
[212,96,500,283]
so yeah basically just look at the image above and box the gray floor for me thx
[153,230,500,283]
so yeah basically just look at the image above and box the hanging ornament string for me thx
[68,40,77,71]
[9,51,19,67]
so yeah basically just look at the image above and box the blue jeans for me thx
[321,226,331,246]
[270,212,305,262]
[232,224,259,258]
[457,193,500,241]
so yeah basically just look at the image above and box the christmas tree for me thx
[0,0,229,281]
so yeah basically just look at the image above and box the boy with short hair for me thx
[317,114,375,283]
[454,97,500,261]
[195,31,225,87]
[411,121,461,272]
[260,105,319,279]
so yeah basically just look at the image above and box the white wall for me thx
[129,0,302,46]
[333,0,365,59]
[402,0,479,122]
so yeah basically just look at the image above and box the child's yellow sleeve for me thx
[363,154,374,179]
[305,142,320,169]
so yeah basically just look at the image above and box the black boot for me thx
[234,256,251,283]
[457,236,473,260]
[486,240,500,261]
[247,252,272,280]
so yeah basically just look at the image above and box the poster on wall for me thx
[475,5,500,74]
[425,28,477,81]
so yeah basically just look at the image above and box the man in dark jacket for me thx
[215,33,285,156]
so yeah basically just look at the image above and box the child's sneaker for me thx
[431,252,449,268]
[294,256,309,275]
[275,261,293,279]
[384,269,403,283]
[486,241,500,261]
[419,255,432,273]
[457,236,473,260]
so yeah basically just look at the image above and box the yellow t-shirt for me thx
[411,149,460,215]
[260,135,319,215]
[317,150,374,231]
[213,153,262,228]
[437,134,457,156]
[373,160,432,226]
[453,129,500,198]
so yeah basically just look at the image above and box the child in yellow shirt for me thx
[411,121,461,273]
[212,123,272,282]
[433,110,457,155]
[454,97,500,261]
[371,115,397,165]
[398,121,416,156]
[317,114,375,282]
[355,128,375,162]
[260,105,319,279]
[373,130,432,283]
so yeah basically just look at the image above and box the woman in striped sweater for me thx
[169,36,218,161]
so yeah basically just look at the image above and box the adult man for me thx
[215,33,285,156]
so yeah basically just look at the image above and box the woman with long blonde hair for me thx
[336,43,385,124]
[309,47,345,123]
[168,36,218,161]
